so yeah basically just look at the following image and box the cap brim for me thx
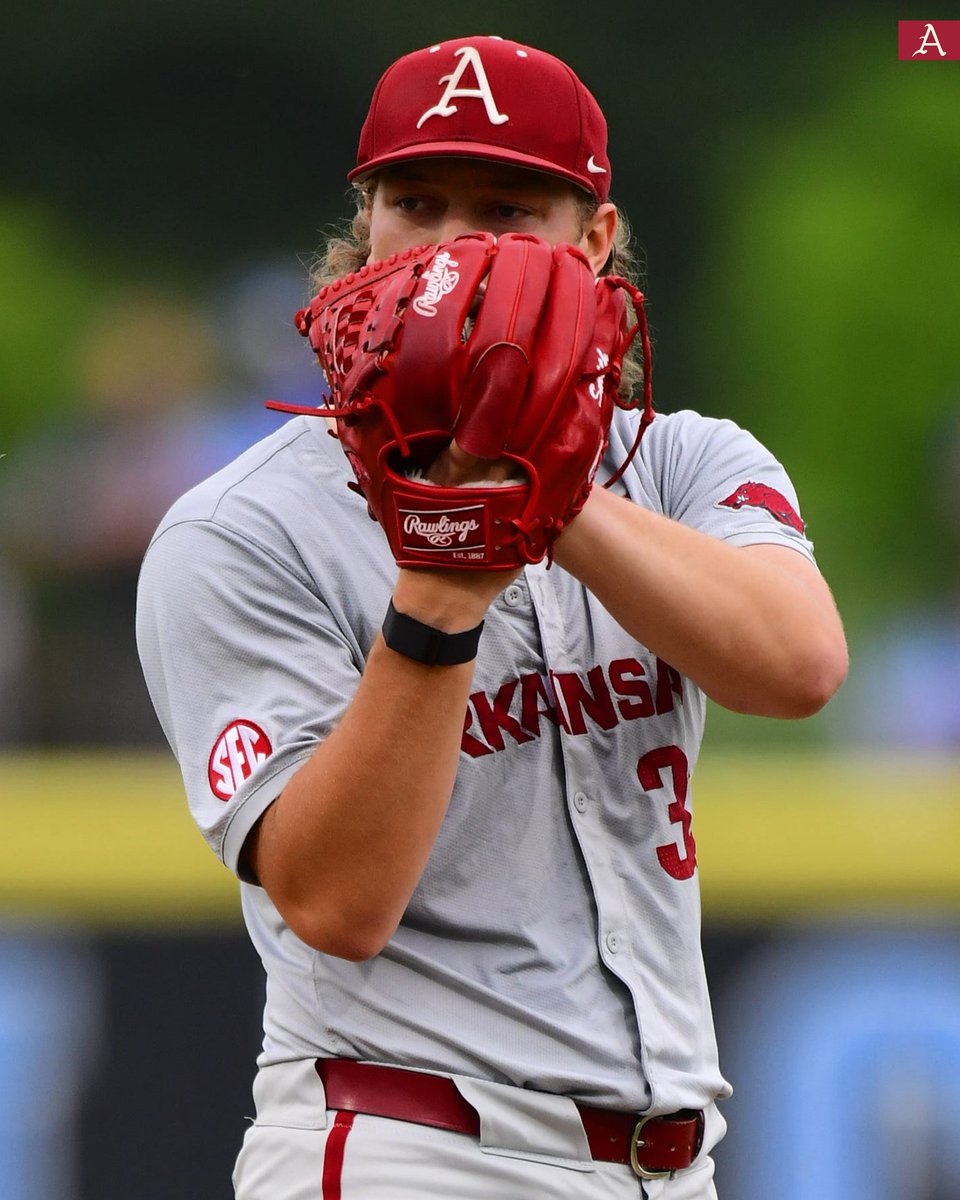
[347,141,601,201]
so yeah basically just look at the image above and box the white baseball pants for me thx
[233,1060,723,1200]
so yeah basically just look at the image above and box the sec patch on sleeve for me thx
[718,481,805,534]
[208,720,273,800]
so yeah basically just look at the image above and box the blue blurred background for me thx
[1,3,959,1197]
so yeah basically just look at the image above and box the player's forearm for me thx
[251,635,476,958]
[248,568,509,960]
[554,486,848,717]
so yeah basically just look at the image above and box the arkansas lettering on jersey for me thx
[462,656,683,757]
[208,720,273,800]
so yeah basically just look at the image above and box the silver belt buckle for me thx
[629,1113,672,1180]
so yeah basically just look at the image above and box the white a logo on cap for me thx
[417,46,509,129]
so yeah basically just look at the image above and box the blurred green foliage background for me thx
[1,0,958,748]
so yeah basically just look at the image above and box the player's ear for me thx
[579,202,617,276]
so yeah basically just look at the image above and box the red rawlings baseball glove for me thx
[268,231,653,570]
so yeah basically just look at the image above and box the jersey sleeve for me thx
[637,409,817,559]
[136,518,362,880]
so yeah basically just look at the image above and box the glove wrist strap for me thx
[382,599,483,666]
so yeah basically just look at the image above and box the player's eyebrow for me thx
[381,164,561,194]
[381,167,434,184]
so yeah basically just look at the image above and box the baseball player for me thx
[136,35,847,1200]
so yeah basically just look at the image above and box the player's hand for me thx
[393,560,522,631]
[423,438,524,488]
[410,439,524,624]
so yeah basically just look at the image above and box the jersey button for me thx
[503,585,524,607]
[573,791,589,812]
[605,931,622,954]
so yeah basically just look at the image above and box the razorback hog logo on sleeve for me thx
[718,482,805,534]
[208,720,273,801]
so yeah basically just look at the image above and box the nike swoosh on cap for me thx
[586,156,607,174]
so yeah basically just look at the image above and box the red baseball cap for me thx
[348,36,612,204]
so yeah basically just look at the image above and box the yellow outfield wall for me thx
[1,750,959,926]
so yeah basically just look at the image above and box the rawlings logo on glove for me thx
[412,249,461,316]
[268,232,653,570]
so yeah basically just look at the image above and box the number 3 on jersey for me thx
[637,745,697,880]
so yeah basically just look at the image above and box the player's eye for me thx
[394,196,425,213]
[491,203,531,221]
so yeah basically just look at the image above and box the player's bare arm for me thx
[554,484,848,717]
[246,564,518,958]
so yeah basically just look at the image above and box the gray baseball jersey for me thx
[136,406,814,1117]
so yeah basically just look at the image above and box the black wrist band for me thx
[382,599,484,666]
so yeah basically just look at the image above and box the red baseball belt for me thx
[316,1059,704,1180]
